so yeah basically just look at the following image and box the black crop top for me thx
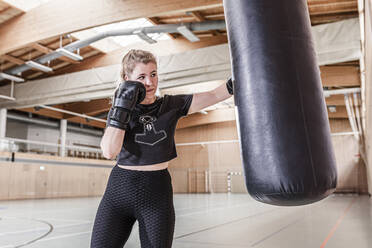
[116,94,193,166]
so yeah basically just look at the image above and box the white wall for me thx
[6,120,28,139]
[364,0,372,194]
[6,120,28,152]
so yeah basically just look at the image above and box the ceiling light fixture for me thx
[25,61,53,72]
[177,26,200,42]
[0,72,24,82]
[133,30,157,44]
[56,48,83,61]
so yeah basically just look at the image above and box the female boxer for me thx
[91,49,233,248]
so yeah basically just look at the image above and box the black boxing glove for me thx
[226,77,234,95]
[107,80,146,131]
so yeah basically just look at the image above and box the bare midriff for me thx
[118,161,169,171]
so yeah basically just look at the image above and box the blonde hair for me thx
[120,49,157,80]
[110,49,157,105]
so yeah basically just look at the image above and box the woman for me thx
[91,49,233,248]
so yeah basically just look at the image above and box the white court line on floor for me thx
[0,221,91,236]
[0,202,275,247]
[174,208,278,239]
[175,239,249,248]
[175,202,235,212]
[2,195,355,248]
[177,202,263,217]
[22,231,90,243]
[0,200,273,247]
[248,197,358,247]
[38,218,91,223]
[174,195,348,244]
[0,232,90,248]
[0,231,91,248]
[1,206,93,217]
[250,217,306,247]
[1,203,253,239]
[0,217,53,248]
[3,210,276,247]
[2,200,251,236]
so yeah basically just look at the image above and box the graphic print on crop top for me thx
[116,94,194,165]
[134,115,167,146]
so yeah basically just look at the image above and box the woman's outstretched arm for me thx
[187,79,233,115]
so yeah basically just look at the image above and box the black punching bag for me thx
[223,0,337,206]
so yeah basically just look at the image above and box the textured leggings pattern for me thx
[90,165,175,248]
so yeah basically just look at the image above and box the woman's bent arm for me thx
[100,127,125,159]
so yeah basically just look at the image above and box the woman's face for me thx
[125,62,158,102]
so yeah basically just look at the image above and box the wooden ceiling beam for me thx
[308,1,358,15]
[29,43,53,54]
[0,54,24,65]
[307,0,356,6]
[62,116,106,129]
[326,95,346,106]
[190,11,206,21]
[0,0,222,55]
[311,12,358,25]
[17,105,106,129]
[327,106,348,118]
[61,99,111,119]
[177,108,235,129]
[320,66,360,87]
[17,106,64,119]
[0,6,11,15]
[157,16,196,23]
[325,94,360,106]
[25,72,44,80]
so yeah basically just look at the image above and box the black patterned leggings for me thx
[90,165,175,248]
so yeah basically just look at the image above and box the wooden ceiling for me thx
[309,0,358,24]
[0,1,23,25]
[0,0,359,83]
[0,0,361,128]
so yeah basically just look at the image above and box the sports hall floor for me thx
[0,193,371,248]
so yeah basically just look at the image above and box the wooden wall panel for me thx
[210,171,228,193]
[207,143,242,171]
[91,167,111,196]
[230,173,248,193]
[184,170,207,193]
[1,151,113,200]
[8,163,36,199]
[170,145,210,170]
[0,163,11,200]
[35,168,48,198]
[187,171,196,193]
[176,121,238,143]
[357,159,369,194]
[329,119,352,132]
[173,118,366,194]
[169,170,188,193]
[331,135,367,192]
